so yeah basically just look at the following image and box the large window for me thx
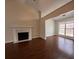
[59,23,65,35]
[66,22,74,37]
[59,21,74,37]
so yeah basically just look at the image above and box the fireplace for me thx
[13,27,32,43]
[18,32,29,41]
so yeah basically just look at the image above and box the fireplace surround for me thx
[12,27,32,43]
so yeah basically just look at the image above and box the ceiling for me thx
[6,0,73,21]
[18,0,72,17]
[38,0,72,17]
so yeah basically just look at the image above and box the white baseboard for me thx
[5,40,13,43]
[32,36,40,39]
[5,36,45,43]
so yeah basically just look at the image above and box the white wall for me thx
[45,19,55,37]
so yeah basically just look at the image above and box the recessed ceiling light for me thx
[62,14,65,16]
[33,0,36,2]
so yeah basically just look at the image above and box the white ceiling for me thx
[18,0,72,17]
[38,0,72,17]
[6,0,73,21]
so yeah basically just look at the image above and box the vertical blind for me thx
[58,21,74,37]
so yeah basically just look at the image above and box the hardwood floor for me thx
[5,36,74,59]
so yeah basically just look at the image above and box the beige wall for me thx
[5,0,40,43]
[5,20,40,43]
[40,19,45,39]
[5,0,74,42]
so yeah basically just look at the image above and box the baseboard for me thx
[32,37,45,40]
[32,37,42,39]
[40,36,46,40]
[32,36,41,39]
[45,35,58,39]
[40,37,45,40]
[5,41,13,44]
[5,37,45,44]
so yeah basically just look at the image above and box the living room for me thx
[5,0,74,59]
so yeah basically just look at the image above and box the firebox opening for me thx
[18,32,29,40]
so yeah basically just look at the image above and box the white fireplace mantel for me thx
[12,27,32,43]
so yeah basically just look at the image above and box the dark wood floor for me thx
[5,36,74,59]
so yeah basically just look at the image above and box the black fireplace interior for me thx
[18,32,29,40]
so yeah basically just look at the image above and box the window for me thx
[66,22,74,37]
[58,21,74,37]
[59,23,65,35]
